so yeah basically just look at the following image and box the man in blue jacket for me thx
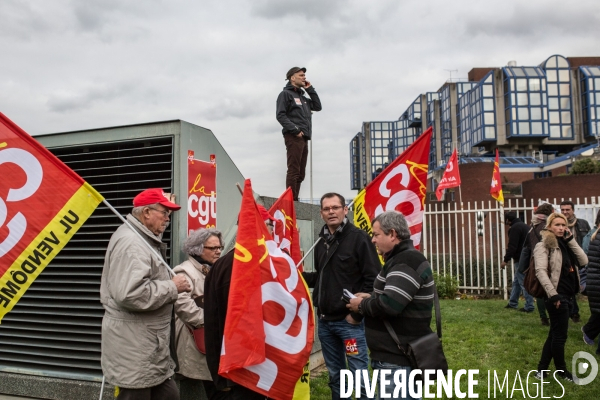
[276,67,322,201]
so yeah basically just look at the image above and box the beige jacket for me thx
[100,214,178,389]
[174,257,211,380]
[533,230,588,299]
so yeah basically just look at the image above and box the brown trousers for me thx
[284,134,308,201]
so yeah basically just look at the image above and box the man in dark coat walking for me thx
[502,211,532,311]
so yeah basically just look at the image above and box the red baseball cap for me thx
[133,188,181,211]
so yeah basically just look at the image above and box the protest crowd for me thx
[1,66,598,400]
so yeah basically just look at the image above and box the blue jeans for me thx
[371,361,420,400]
[508,266,534,311]
[318,318,369,400]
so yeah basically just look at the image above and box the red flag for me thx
[490,149,504,204]
[0,113,104,321]
[221,179,314,400]
[269,187,303,272]
[435,149,461,201]
[353,127,432,249]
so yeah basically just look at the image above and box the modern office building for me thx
[349,54,600,192]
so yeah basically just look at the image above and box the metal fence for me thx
[422,196,600,298]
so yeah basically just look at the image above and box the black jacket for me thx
[587,235,600,314]
[504,218,530,263]
[276,83,322,139]
[574,218,591,247]
[302,223,380,322]
[203,250,235,391]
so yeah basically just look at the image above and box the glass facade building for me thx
[580,65,600,137]
[349,54,600,191]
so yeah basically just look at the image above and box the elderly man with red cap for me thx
[100,188,191,400]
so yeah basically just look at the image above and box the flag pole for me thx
[98,375,105,400]
[499,202,507,300]
[102,199,175,277]
[296,237,321,269]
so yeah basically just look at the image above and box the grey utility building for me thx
[0,120,321,400]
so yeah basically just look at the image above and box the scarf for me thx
[531,213,548,226]
[557,236,579,269]
[323,218,348,244]
[567,216,579,240]
[192,255,212,276]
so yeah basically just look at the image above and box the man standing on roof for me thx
[276,66,322,201]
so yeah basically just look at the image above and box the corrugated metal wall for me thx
[0,136,174,381]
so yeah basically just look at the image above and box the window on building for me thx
[503,65,549,138]
[542,55,574,139]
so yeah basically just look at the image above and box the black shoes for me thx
[518,308,534,313]
[556,370,578,383]
[535,370,578,383]
[540,317,550,326]
[504,304,517,309]
[571,314,581,323]
[534,370,549,380]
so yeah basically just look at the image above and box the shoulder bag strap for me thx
[382,281,443,350]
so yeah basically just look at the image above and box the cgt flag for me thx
[490,149,504,204]
[220,179,314,400]
[269,187,303,272]
[435,149,461,201]
[0,113,104,322]
[353,127,431,249]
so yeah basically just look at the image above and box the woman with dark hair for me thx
[173,228,225,399]
[533,213,588,382]
[582,210,600,354]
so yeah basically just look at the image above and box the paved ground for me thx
[0,395,40,400]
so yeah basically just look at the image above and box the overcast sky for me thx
[2,0,599,201]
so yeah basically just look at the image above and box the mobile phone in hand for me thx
[342,289,356,304]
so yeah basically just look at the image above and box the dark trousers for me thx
[538,297,570,371]
[202,379,231,400]
[583,313,600,354]
[284,134,308,201]
[116,377,178,400]
[537,297,548,319]
[226,384,269,400]
[569,295,579,316]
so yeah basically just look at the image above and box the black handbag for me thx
[383,285,448,377]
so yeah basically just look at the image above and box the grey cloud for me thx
[0,1,53,40]
[251,0,346,21]
[201,97,264,121]
[463,4,600,38]
[46,83,134,113]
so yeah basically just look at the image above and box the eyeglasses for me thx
[147,206,171,218]
[204,246,224,252]
[321,206,344,213]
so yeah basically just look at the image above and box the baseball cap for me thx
[133,188,181,210]
[286,67,306,80]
